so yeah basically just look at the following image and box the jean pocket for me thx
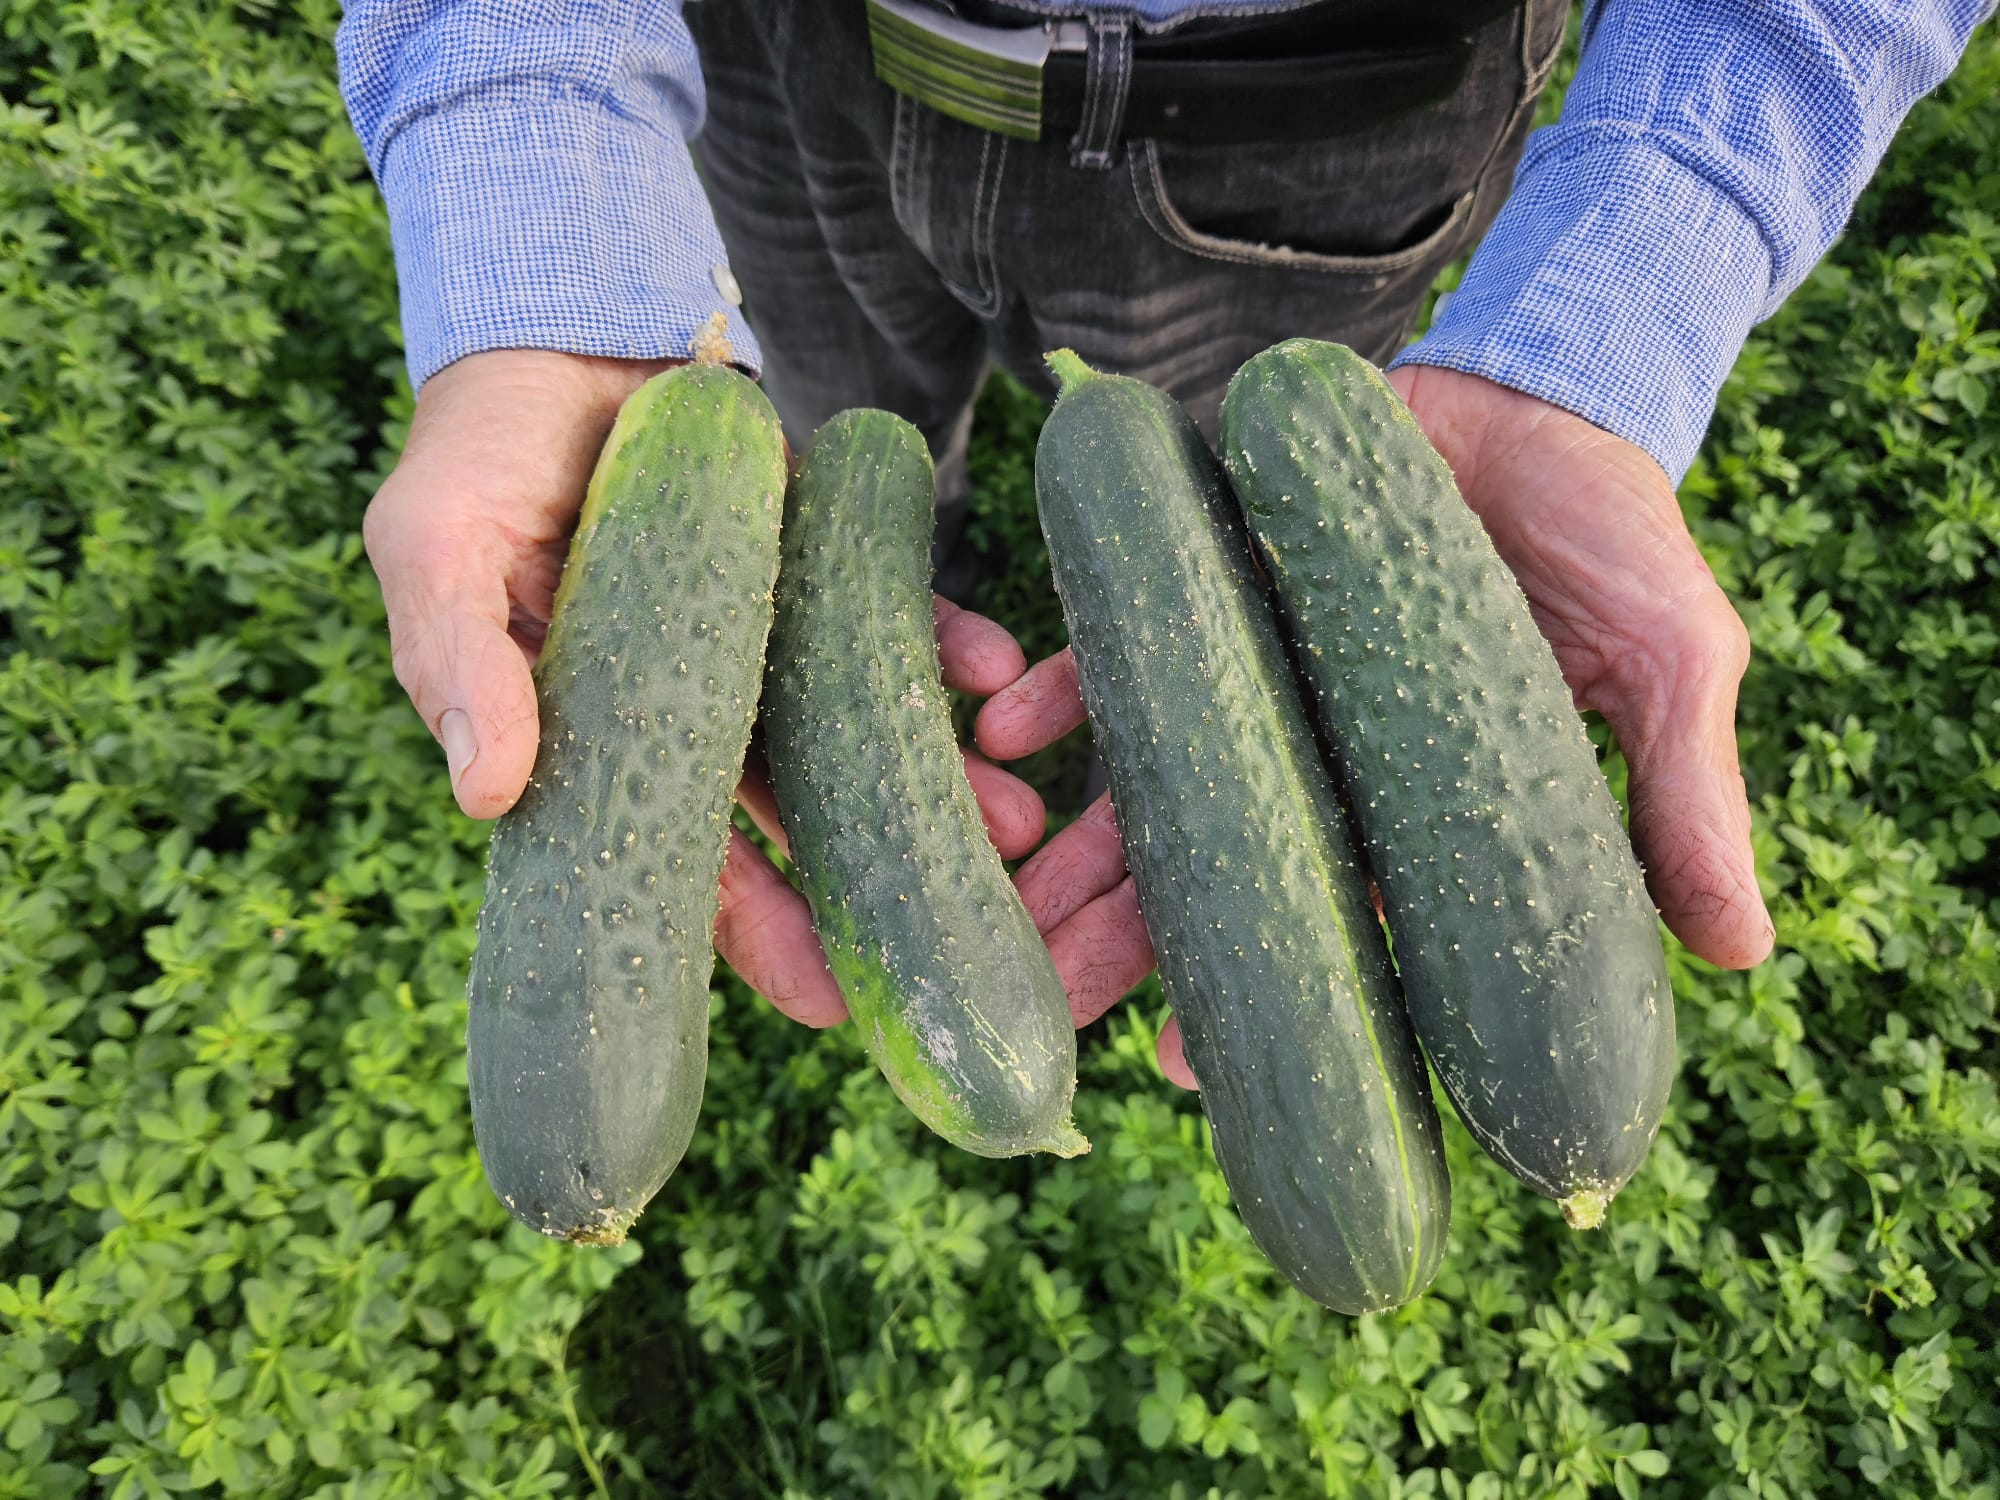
[1523,0,1570,94]
[1128,137,1476,285]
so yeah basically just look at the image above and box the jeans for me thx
[683,0,1568,588]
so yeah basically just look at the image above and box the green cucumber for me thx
[763,409,1085,1159]
[1219,338,1674,1228]
[466,361,787,1244]
[1035,351,1447,1312]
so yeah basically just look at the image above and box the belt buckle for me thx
[865,0,1086,141]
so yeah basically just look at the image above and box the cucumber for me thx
[763,409,1086,1159]
[1219,338,1674,1228]
[466,361,786,1244]
[1035,351,1447,1313]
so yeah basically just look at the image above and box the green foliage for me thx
[2,2,1996,1498]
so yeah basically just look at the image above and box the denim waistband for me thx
[872,0,1527,165]
[939,0,1525,46]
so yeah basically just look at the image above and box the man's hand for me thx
[365,347,1048,1029]
[1387,366,1773,970]
[977,366,1773,1090]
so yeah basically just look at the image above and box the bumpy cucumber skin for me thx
[1219,338,1674,1227]
[763,410,1085,1158]
[466,364,786,1245]
[1036,353,1447,1312]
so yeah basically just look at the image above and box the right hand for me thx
[975,369,1776,1092]
[364,348,1048,1027]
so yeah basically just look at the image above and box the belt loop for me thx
[1069,13,1133,170]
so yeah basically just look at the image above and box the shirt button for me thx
[712,263,743,307]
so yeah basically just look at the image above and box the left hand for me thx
[976,365,1774,1090]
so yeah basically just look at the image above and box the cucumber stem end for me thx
[1044,348,1096,396]
[1559,1186,1612,1231]
[556,1205,643,1248]
[1039,1119,1091,1159]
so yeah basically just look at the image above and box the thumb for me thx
[364,348,687,820]
[369,519,543,821]
[1598,609,1774,969]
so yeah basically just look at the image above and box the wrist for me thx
[1391,362,1665,484]
[422,347,687,423]
[1392,136,1767,485]
[404,349,688,485]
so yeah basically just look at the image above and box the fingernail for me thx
[440,708,478,788]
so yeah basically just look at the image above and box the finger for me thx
[974,647,1088,760]
[935,596,1027,697]
[440,616,542,821]
[368,521,541,821]
[1046,877,1154,1028]
[961,751,1047,860]
[1014,792,1125,933]
[714,827,849,1028]
[1602,608,1774,969]
[1628,759,1769,968]
[1156,1014,1197,1091]
[734,750,789,856]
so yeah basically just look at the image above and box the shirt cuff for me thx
[1392,132,1773,483]
[378,91,759,390]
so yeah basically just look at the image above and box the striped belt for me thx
[864,0,1522,148]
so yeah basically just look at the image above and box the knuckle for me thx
[386,635,438,717]
[1655,591,1751,685]
[360,476,423,569]
[360,507,397,579]
[1693,601,1752,684]
[1711,601,1753,676]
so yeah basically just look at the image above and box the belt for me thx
[865,0,1523,146]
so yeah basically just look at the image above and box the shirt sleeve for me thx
[335,0,759,392]
[1393,0,1996,482]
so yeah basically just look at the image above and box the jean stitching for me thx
[1084,31,1104,151]
[1474,0,1558,204]
[1113,22,1132,134]
[966,129,1005,315]
[1074,22,1105,164]
[1416,0,1551,279]
[1522,0,1566,95]
[890,89,917,234]
[1468,5,1531,194]
[1072,15,1134,168]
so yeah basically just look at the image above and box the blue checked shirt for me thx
[336,0,1993,482]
